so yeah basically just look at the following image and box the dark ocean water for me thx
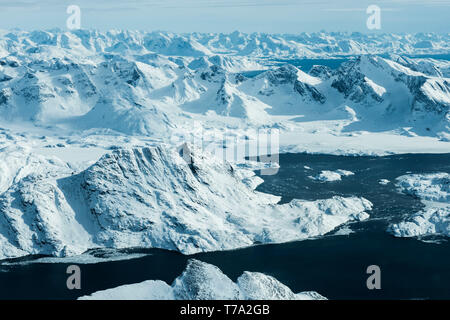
[0,153,449,300]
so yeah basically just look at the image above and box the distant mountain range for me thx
[0,30,449,139]
[1,30,449,58]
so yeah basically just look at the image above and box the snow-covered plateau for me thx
[79,259,327,300]
[388,173,450,239]
[0,29,449,260]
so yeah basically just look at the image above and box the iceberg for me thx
[79,259,327,300]
[309,169,354,182]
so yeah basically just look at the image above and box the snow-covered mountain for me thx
[79,259,327,300]
[0,144,371,259]
[3,30,448,59]
[192,31,450,58]
[1,30,449,139]
[0,29,449,261]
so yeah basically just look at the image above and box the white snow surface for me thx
[79,259,327,300]
[1,29,450,259]
[309,169,354,182]
[389,206,449,238]
[0,144,371,259]
[0,30,449,156]
[395,173,450,202]
[389,173,450,238]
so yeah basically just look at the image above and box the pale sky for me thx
[0,0,449,33]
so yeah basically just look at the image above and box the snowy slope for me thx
[327,56,450,136]
[389,206,449,238]
[390,55,450,78]
[395,173,450,202]
[0,50,183,135]
[388,173,450,239]
[1,29,450,140]
[79,259,327,300]
[0,144,371,259]
[188,55,265,72]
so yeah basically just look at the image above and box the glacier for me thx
[78,259,327,300]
